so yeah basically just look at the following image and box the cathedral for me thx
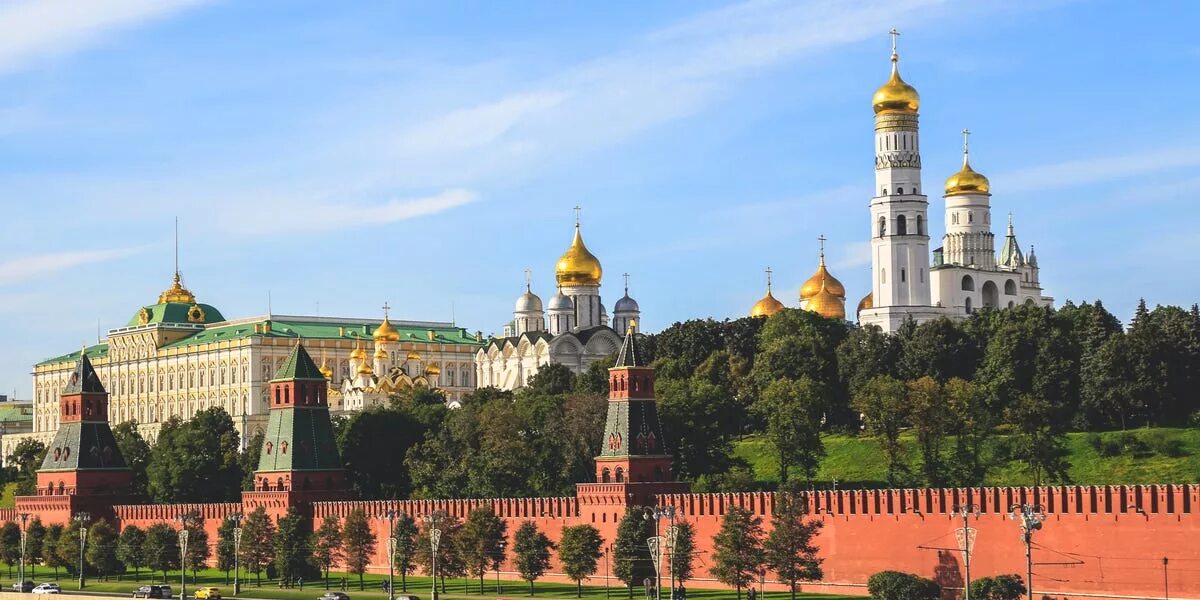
[752,32,1051,330]
[474,217,636,390]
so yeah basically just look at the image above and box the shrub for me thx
[1096,437,1121,457]
[970,574,1026,600]
[867,571,940,600]
[1145,430,1186,458]
[1085,433,1102,452]
[1117,433,1151,458]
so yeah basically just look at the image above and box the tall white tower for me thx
[942,129,995,269]
[859,30,942,332]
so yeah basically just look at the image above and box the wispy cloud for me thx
[1001,146,1200,192]
[0,247,144,285]
[0,0,211,73]
[221,188,480,234]
[832,241,872,271]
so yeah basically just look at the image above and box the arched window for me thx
[881,268,887,284]
[961,275,975,291]
[968,211,974,223]
[601,468,611,483]
[897,215,907,235]
[900,268,906,283]
[878,216,886,237]
[897,187,904,195]
[615,467,625,483]
[965,297,973,313]
[916,215,924,235]
[1004,279,1017,295]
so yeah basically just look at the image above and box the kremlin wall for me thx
[6,330,1198,600]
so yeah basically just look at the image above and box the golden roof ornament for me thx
[800,236,846,300]
[350,342,366,360]
[373,302,401,342]
[945,129,991,196]
[555,207,603,286]
[872,29,920,115]
[750,267,785,317]
[806,279,847,320]
[319,351,333,380]
[857,291,874,317]
[157,271,197,304]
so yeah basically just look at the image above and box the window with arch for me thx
[1005,279,1017,295]
[965,297,973,313]
[961,275,975,291]
[897,187,904,195]
[968,211,974,223]
[920,268,925,283]
[615,467,625,483]
[900,268,906,283]
[897,215,907,235]
[881,268,887,284]
[878,216,886,237]
[916,215,924,235]
[601,468,611,483]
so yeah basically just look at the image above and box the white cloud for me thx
[222,188,480,234]
[832,241,872,270]
[1000,146,1200,192]
[0,0,210,73]
[0,247,144,285]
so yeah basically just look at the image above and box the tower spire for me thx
[962,128,972,167]
[889,28,900,61]
[765,267,773,292]
[623,272,630,295]
[573,205,581,226]
[524,268,533,292]
[818,234,828,265]
[174,216,179,278]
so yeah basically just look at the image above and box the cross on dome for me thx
[381,302,391,319]
[889,28,900,58]
[524,268,533,291]
[765,267,773,291]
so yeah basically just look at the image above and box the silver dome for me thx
[548,290,574,311]
[614,294,639,313]
[514,290,543,313]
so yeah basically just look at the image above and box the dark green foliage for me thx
[969,575,1026,600]
[239,507,275,586]
[342,508,375,590]
[0,522,20,575]
[513,521,554,595]
[866,570,941,600]
[455,507,507,592]
[710,506,764,600]
[215,518,237,582]
[146,408,243,502]
[392,513,418,592]
[240,430,265,491]
[558,524,603,597]
[44,525,66,577]
[142,523,180,580]
[575,356,615,395]
[525,363,577,395]
[274,510,316,583]
[763,492,823,600]
[753,377,826,483]
[670,520,696,584]
[338,406,429,498]
[118,525,148,581]
[613,508,653,591]
[112,420,152,496]
[84,519,122,580]
[26,519,46,579]
[7,438,46,496]
[313,516,343,584]
[853,375,910,486]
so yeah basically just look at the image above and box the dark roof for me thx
[39,422,129,471]
[62,354,106,395]
[257,404,342,472]
[571,325,616,345]
[271,344,325,381]
[484,330,554,351]
[614,328,645,367]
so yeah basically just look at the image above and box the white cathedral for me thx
[474,219,637,390]
[857,33,1051,333]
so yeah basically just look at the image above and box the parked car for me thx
[194,587,221,600]
[11,581,34,593]
[395,595,421,600]
[32,583,61,594]
[133,585,174,599]
[318,593,351,600]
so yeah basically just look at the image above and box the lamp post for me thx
[423,512,443,600]
[954,505,980,600]
[495,540,507,594]
[604,545,611,600]
[230,513,243,596]
[18,512,29,592]
[1009,504,1045,600]
[644,507,676,600]
[379,510,397,600]
[178,515,191,600]
[74,512,90,590]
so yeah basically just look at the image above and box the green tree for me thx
[118,525,147,582]
[113,420,152,496]
[6,439,46,496]
[44,525,65,578]
[710,506,764,600]
[613,509,653,597]
[274,509,315,584]
[26,519,46,580]
[239,507,275,586]
[763,492,823,600]
[513,521,554,596]
[836,324,899,398]
[969,575,1027,600]
[1005,393,1070,486]
[341,407,429,498]
[896,318,980,383]
[342,508,376,590]
[313,516,344,587]
[215,518,238,584]
[0,522,20,577]
[392,513,419,592]
[142,523,180,582]
[239,430,265,491]
[907,377,951,486]
[558,524,603,597]
[456,507,507,593]
[525,362,577,395]
[866,571,940,600]
[669,521,696,585]
[754,377,826,483]
[84,519,122,581]
[656,378,739,479]
[575,356,615,395]
[853,375,910,486]
[944,378,994,486]
[56,521,84,577]
[415,516,464,594]
[184,523,210,582]
[146,408,243,502]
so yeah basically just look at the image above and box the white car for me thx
[32,583,61,594]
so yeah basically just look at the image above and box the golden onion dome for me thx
[406,350,421,362]
[800,257,846,301]
[750,290,785,318]
[857,291,874,317]
[356,361,374,375]
[872,53,920,115]
[318,360,334,380]
[373,317,401,342]
[555,224,603,287]
[806,281,846,321]
[944,155,990,196]
[157,271,197,304]
[374,346,388,359]
[350,343,366,360]
[425,364,441,376]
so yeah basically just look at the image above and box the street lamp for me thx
[178,515,191,600]
[954,505,980,600]
[644,507,677,600]
[422,512,444,600]
[230,513,243,596]
[604,545,612,600]
[494,539,507,594]
[73,512,90,590]
[18,513,29,592]
[379,510,398,600]
[1009,504,1045,600]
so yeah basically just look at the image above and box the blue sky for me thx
[1,0,1198,396]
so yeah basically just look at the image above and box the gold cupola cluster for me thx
[872,39,920,115]
[944,129,990,196]
[555,223,603,287]
[800,240,847,321]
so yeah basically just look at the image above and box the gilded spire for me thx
[555,209,603,286]
[750,267,785,318]
[872,28,920,114]
[945,128,991,196]
[374,302,401,342]
[801,235,846,300]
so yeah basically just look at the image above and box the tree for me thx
[7,439,46,496]
[853,375,910,486]
[763,492,823,600]
[866,571,940,600]
[146,408,243,503]
[613,509,654,597]
[0,522,20,577]
[558,525,603,597]
[1005,394,1070,486]
[414,516,463,594]
[113,420,152,496]
[393,513,419,592]
[670,521,696,586]
[118,525,148,582]
[524,362,577,395]
[513,521,554,595]
[456,507,507,593]
[656,378,740,480]
[907,377,951,486]
[142,523,180,582]
[184,523,210,582]
[341,407,430,498]
[215,518,238,584]
[313,516,344,588]
[944,378,994,486]
[239,507,275,586]
[836,324,899,399]
[239,430,265,491]
[26,519,46,580]
[85,519,122,581]
[970,575,1027,600]
[274,509,315,584]
[754,377,826,483]
[56,521,83,577]
[342,509,376,590]
[710,506,764,600]
[44,525,65,578]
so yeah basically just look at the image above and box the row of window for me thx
[877,214,926,237]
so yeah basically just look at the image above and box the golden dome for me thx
[805,281,846,320]
[555,224,603,287]
[857,291,874,316]
[944,155,990,196]
[425,364,441,376]
[157,272,197,304]
[373,317,401,342]
[319,360,334,380]
[750,290,785,318]
[800,256,845,301]
[374,346,388,359]
[872,53,920,115]
[356,361,374,375]
[406,350,421,362]
[350,343,366,360]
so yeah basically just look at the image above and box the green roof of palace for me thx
[271,344,325,381]
[36,317,482,367]
[0,404,33,423]
[126,302,226,327]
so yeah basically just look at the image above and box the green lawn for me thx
[734,427,1200,488]
[0,567,855,600]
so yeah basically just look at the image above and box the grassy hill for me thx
[733,427,1200,488]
